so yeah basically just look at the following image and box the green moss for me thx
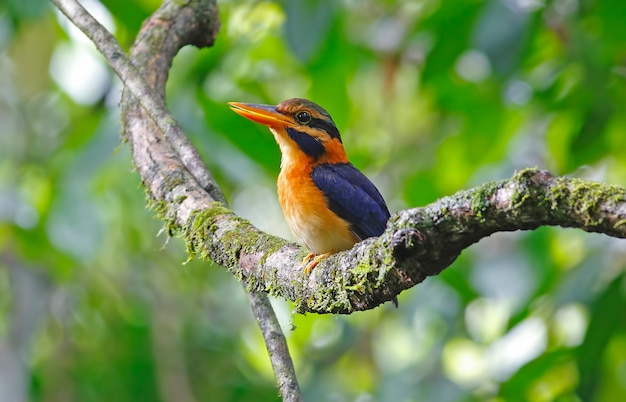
[182,202,242,262]
[296,266,353,314]
[614,220,626,229]
[147,197,178,236]
[145,182,300,300]
[514,167,540,180]
[147,198,169,220]
[258,237,290,266]
[296,245,399,313]
[143,170,193,237]
[382,247,395,268]
[344,282,366,294]
[351,258,374,275]
[511,188,530,208]
[307,288,351,314]
[548,177,626,225]
[471,181,500,222]
[175,201,295,299]
[174,195,188,204]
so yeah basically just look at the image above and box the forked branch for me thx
[50,1,626,319]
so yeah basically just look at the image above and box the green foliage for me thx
[1,0,626,401]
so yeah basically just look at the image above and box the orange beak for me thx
[228,102,293,128]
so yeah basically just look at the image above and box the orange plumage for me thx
[278,161,358,254]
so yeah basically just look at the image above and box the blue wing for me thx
[311,163,390,240]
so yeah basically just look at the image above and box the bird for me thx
[228,98,391,274]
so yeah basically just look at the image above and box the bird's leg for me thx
[303,252,332,274]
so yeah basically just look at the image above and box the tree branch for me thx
[50,1,626,320]
[50,0,225,205]
[50,0,302,399]
[50,0,626,315]
[174,168,626,314]
[247,292,302,402]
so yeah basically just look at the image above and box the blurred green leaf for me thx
[280,0,337,63]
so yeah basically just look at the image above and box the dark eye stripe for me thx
[309,118,342,142]
[286,127,325,159]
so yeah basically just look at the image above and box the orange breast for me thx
[277,162,358,254]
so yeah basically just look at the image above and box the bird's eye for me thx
[296,111,311,124]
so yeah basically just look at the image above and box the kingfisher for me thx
[228,98,390,273]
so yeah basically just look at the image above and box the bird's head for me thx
[228,98,347,164]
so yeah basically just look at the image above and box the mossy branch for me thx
[151,168,624,314]
[50,2,626,318]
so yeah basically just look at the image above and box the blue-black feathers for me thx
[286,127,325,159]
[311,163,390,240]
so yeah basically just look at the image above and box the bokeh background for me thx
[2,0,626,401]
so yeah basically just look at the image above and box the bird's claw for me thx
[302,253,315,266]
[302,252,331,274]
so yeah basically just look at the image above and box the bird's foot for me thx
[303,252,332,274]
[302,253,315,266]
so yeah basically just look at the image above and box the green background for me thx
[1,0,626,401]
